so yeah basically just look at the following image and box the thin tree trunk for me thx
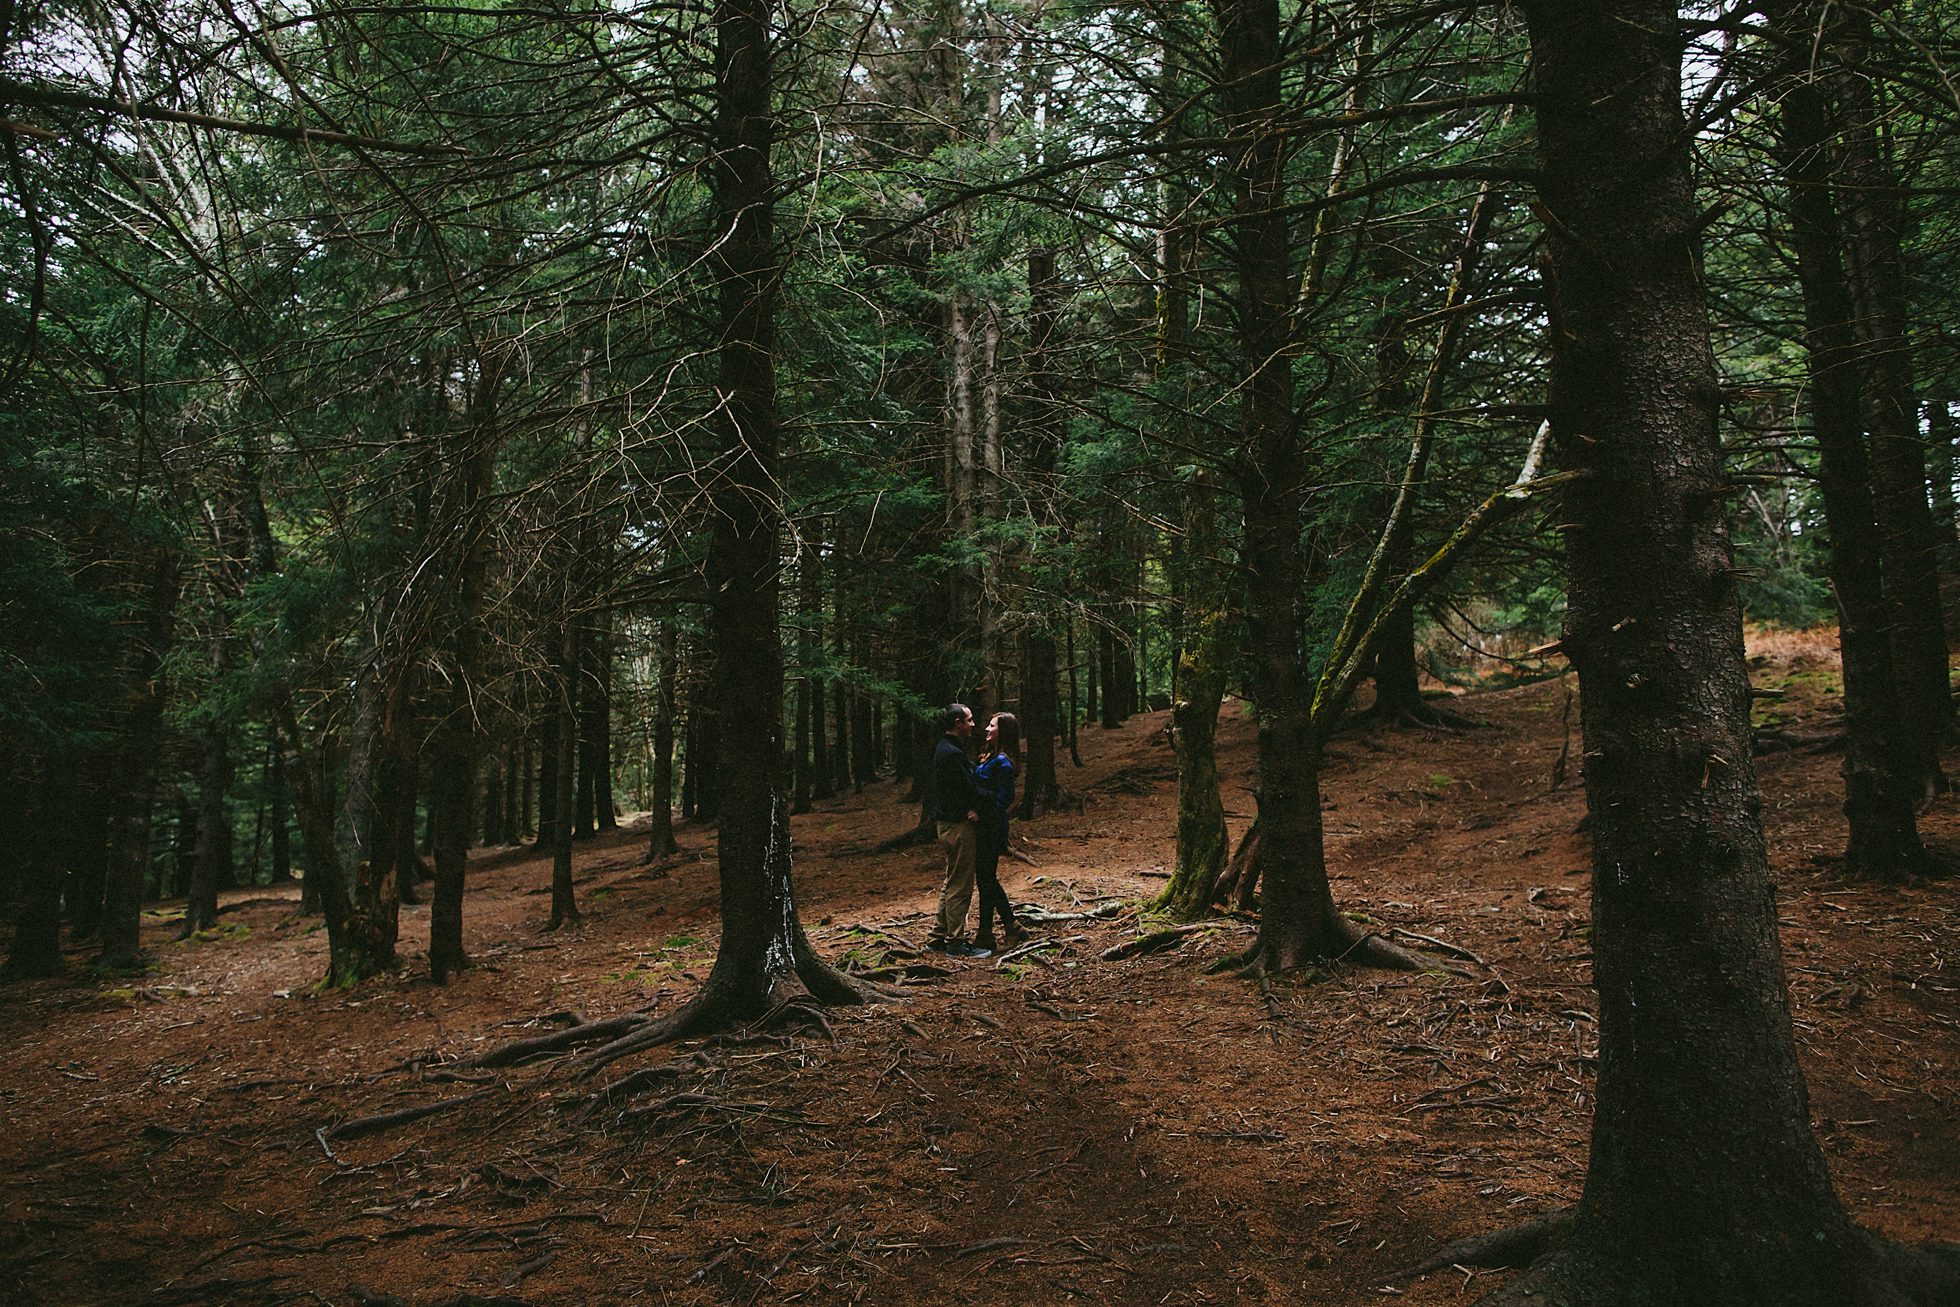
[182,720,231,934]
[5,767,67,978]
[1829,13,1951,786]
[65,765,111,936]
[574,619,598,839]
[645,621,679,860]
[594,615,616,831]
[1019,245,1062,816]
[1775,42,1932,880]
[549,620,580,929]
[99,548,181,970]
[268,739,292,884]
[535,711,561,847]
[793,546,814,813]
[430,371,499,982]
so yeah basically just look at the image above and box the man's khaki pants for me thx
[933,820,977,943]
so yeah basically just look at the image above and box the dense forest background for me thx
[4,0,1960,1301]
[9,0,1958,973]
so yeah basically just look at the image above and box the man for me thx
[927,703,983,956]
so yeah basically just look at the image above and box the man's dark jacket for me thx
[930,735,979,824]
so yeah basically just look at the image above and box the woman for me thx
[972,711,1029,952]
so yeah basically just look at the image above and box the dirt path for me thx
[2,637,1956,1305]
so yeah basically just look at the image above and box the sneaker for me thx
[964,944,994,959]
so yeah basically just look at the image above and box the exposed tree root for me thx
[1357,697,1490,733]
[573,950,890,1078]
[469,1013,650,1069]
[1391,1206,1573,1283]
[1756,726,1845,755]
[315,1088,494,1165]
[1099,921,1233,962]
[1208,912,1467,979]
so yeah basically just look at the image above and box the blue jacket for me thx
[975,753,1017,851]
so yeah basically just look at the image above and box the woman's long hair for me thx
[988,711,1021,762]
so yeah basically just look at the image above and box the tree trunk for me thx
[574,619,598,840]
[482,761,504,846]
[430,373,498,983]
[5,767,67,979]
[269,740,292,884]
[99,548,181,970]
[182,718,231,934]
[1019,244,1062,817]
[853,635,877,789]
[535,710,562,847]
[549,619,581,930]
[518,739,533,838]
[594,616,617,831]
[1213,0,1382,975]
[1829,14,1951,787]
[65,765,111,938]
[646,621,679,859]
[626,0,877,1047]
[1157,607,1230,920]
[1774,39,1932,881]
[1479,7,1960,1301]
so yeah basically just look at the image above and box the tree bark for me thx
[549,618,581,930]
[535,710,562,847]
[4,765,68,979]
[430,362,499,983]
[1828,12,1950,787]
[64,765,111,938]
[1213,0,1386,974]
[1478,7,1960,1301]
[627,0,878,1046]
[1773,32,1933,881]
[646,621,680,859]
[99,547,181,970]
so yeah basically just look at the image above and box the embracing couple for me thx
[926,703,1030,958]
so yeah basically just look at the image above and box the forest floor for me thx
[2,628,1957,1307]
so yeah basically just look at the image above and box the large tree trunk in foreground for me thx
[1477,7,1960,1302]
[1774,37,1934,882]
[621,0,877,1050]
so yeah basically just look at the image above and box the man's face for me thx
[953,710,974,739]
